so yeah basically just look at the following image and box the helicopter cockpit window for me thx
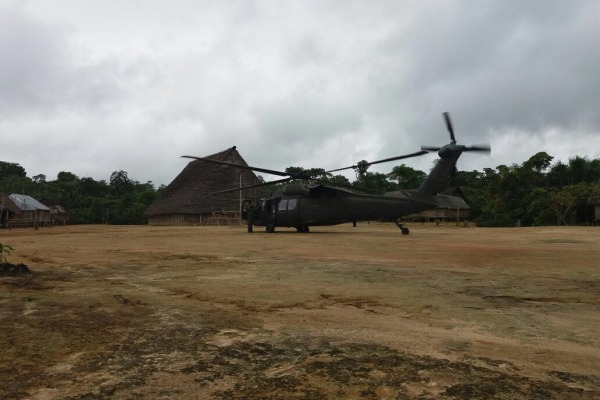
[278,199,288,212]
[287,198,298,210]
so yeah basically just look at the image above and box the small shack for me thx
[0,193,21,228]
[41,198,69,225]
[2,194,51,228]
[145,146,267,225]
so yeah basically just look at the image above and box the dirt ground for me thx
[1,223,599,399]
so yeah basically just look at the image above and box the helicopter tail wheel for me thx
[395,219,409,235]
[266,224,275,233]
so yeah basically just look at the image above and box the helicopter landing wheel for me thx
[247,223,253,233]
[266,224,275,233]
[296,225,310,233]
[401,227,409,235]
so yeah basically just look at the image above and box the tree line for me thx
[454,152,600,226]
[0,162,162,225]
[2,152,599,226]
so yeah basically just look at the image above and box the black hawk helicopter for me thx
[183,112,490,234]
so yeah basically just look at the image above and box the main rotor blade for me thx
[326,151,428,173]
[443,112,456,144]
[363,150,429,167]
[422,145,491,153]
[212,177,293,194]
[181,155,289,177]
[464,145,491,153]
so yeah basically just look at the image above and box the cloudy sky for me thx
[1,0,599,186]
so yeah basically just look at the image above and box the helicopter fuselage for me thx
[242,183,468,232]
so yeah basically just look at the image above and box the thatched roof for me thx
[0,192,21,214]
[145,146,267,216]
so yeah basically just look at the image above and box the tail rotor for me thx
[421,112,491,155]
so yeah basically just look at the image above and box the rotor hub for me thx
[438,144,464,158]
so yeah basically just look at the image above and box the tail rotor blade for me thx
[443,112,456,144]
[464,145,491,153]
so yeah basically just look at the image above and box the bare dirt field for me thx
[1,223,599,399]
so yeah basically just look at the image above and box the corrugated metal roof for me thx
[0,193,22,214]
[8,194,50,211]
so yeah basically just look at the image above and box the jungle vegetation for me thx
[0,163,160,225]
[1,152,599,226]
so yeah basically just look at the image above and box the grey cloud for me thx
[401,1,600,137]
[1,1,599,185]
[0,7,128,118]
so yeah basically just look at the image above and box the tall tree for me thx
[110,170,132,195]
[547,183,592,225]
[387,164,426,189]
[0,162,26,179]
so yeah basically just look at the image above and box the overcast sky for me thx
[1,0,599,186]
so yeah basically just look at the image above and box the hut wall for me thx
[414,208,469,220]
[148,212,241,226]
[7,209,51,228]
[43,204,69,225]
[148,213,204,226]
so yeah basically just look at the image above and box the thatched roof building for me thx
[402,187,471,222]
[145,146,267,225]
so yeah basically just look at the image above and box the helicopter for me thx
[183,112,490,234]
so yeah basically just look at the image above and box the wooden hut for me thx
[145,146,267,225]
[40,198,69,225]
[2,194,51,228]
[0,192,21,228]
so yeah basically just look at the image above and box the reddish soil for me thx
[1,223,599,399]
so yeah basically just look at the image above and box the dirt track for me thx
[1,223,599,399]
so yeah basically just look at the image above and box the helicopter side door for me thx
[275,197,300,227]
[263,199,278,226]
